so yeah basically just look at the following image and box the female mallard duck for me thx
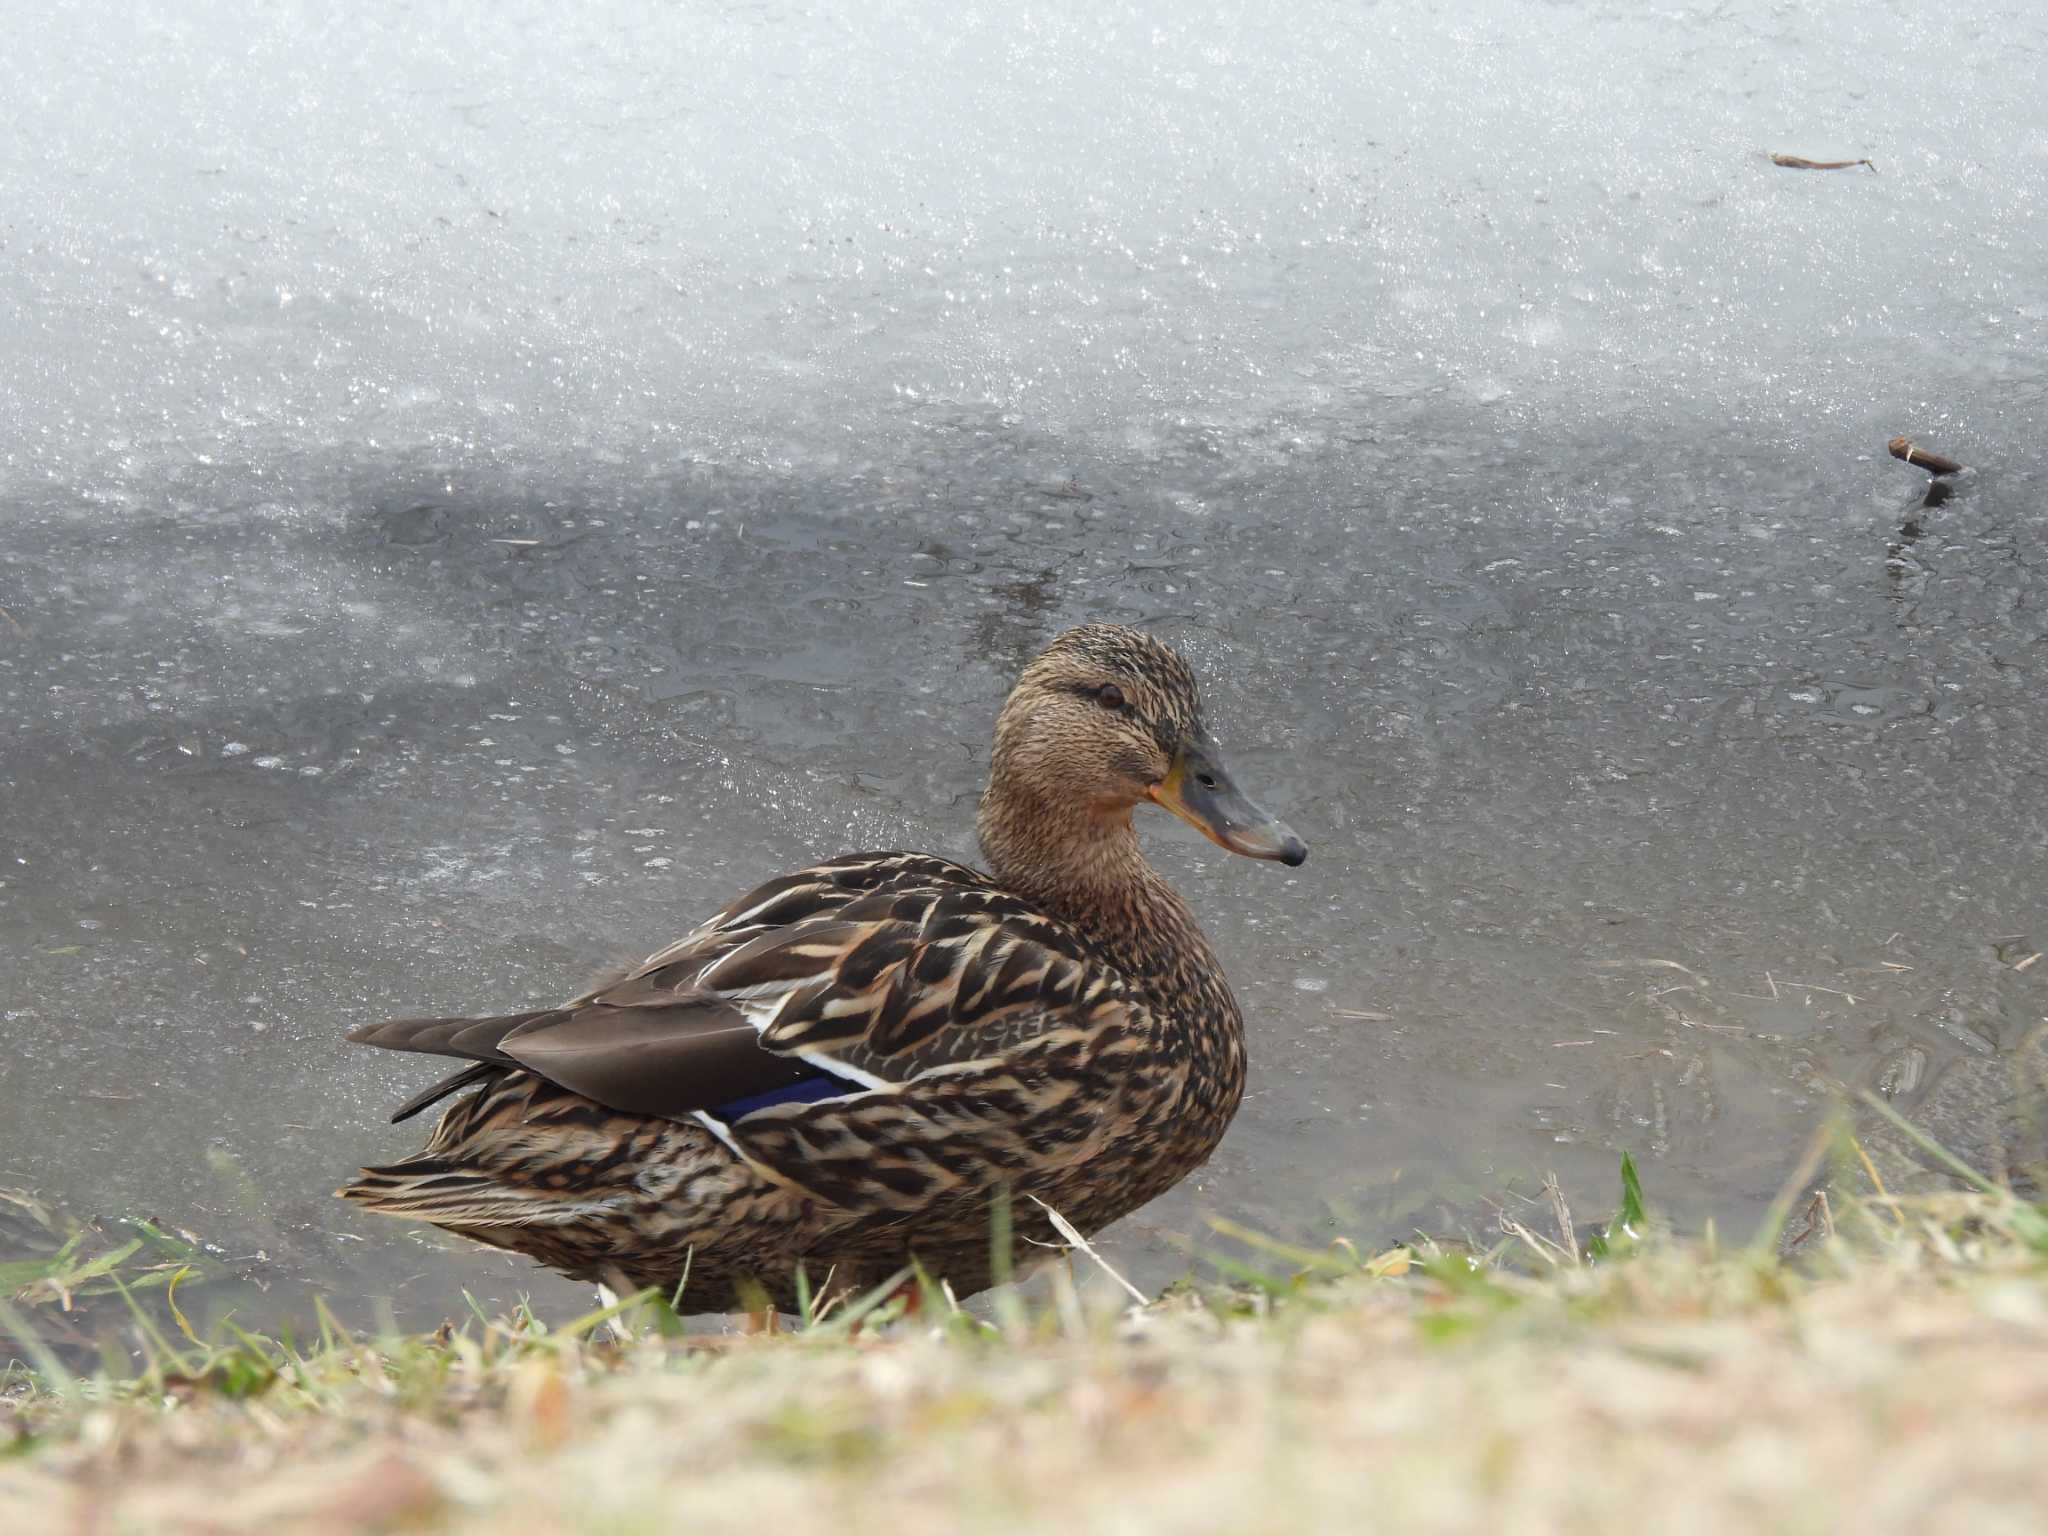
[341,624,1305,1311]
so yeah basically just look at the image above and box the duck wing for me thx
[350,851,1130,1126]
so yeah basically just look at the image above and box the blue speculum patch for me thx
[713,1073,852,1121]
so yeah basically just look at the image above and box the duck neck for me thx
[976,766,1249,1150]
[975,775,1225,1000]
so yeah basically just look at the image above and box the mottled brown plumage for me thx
[340,624,1305,1312]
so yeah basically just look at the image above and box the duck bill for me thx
[1147,734,1307,867]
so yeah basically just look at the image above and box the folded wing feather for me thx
[350,853,1127,1128]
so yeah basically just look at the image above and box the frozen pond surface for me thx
[4,0,2046,1324]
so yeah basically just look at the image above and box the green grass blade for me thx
[1589,1151,1648,1261]
[107,1273,189,1382]
[554,1287,662,1343]
[988,1184,1015,1288]
[1204,1215,1361,1278]
[986,1187,1028,1338]
[1617,1152,1647,1229]
[1200,1251,1295,1298]
[810,1267,915,1338]
[0,1294,78,1398]
[163,1266,199,1345]
[1856,1090,2003,1196]
[55,1238,145,1289]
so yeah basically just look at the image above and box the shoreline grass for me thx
[5,1164,2048,1535]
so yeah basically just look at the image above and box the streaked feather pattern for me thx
[341,626,1294,1313]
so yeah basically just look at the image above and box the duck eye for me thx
[1094,684,1126,712]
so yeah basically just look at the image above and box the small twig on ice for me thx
[1770,153,1877,173]
[1888,437,1964,476]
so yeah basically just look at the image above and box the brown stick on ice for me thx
[1770,154,1878,173]
[1888,437,1964,477]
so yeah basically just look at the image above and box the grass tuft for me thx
[5,1140,2048,1532]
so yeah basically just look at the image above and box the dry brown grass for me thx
[4,1187,2047,1535]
